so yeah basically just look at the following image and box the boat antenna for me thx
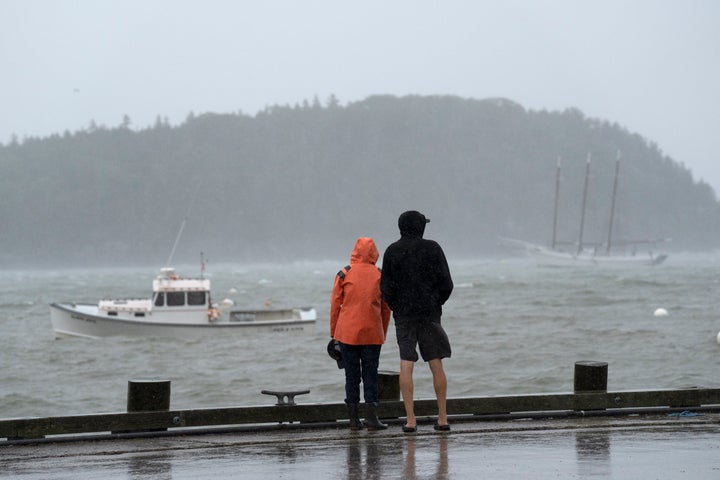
[165,184,201,268]
[606,150,621,255]
[577,152,591,256]
[166,216,187,268]
[551,156,561,250]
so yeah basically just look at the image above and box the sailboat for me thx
[500,152,668,266]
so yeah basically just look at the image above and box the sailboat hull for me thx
[524,244,667,266]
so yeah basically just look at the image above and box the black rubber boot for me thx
[348,403,363,431]
[364,403,388,431]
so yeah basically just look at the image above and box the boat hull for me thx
[50,303,316,339]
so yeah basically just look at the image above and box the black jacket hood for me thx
[398,210,430,238]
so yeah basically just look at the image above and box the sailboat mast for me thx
[577,153,591,256]
[606,150,621,255]
[552,156,561,250]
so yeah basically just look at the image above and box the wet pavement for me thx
[1,414,719,479]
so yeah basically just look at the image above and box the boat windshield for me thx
[153,291,207,307]
[187,291,206,306]
[167,292,185,306]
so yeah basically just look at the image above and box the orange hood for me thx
[350,237,379,265]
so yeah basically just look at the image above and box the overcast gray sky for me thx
[2,0,719,193]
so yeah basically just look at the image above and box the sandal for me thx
[433,423,450,431]
[402,424,417,433]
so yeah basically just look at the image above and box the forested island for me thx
[1,95,718,268]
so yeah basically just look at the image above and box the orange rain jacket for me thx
[330,237,391,346]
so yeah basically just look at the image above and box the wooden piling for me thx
[378,370,400,401]
[127,380,171,412]
[108,380,171,435]
[574,361,608,393]
[119,379,171,434]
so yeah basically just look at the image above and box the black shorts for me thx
[394,316,451,362]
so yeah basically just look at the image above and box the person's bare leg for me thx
[428,359,448,426]
[399,360,415,427]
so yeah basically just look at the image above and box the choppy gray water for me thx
[1,255,719,419]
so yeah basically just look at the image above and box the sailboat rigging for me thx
[500,151,668,266]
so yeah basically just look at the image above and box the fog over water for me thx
[2,0,719,193]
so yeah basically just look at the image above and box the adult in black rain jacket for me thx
[380,210,453,432]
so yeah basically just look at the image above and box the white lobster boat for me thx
[50,268,317,339]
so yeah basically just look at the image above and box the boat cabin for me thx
[97,268,211,317]
[151,268,211,309]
